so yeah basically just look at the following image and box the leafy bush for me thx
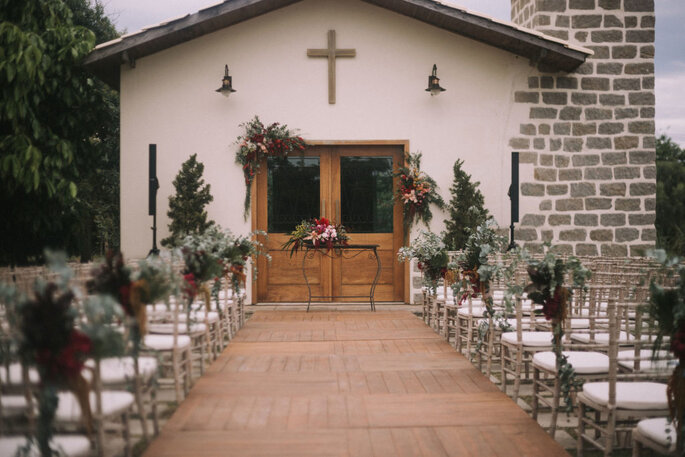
[443,159,489,250]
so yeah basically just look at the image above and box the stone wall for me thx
[508,0,656,256]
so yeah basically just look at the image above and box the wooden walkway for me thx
[143,310,569,457]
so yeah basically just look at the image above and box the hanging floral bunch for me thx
[282,217,350,257]
[398,230,448,290]
[394,152,445,236]
[235,116,307,219]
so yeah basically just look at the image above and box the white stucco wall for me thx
[120,0,533,279]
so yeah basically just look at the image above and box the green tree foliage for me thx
[0,0,120,265]
[443,159,489,250]
[162,154,214,248]
[656,134,685,256]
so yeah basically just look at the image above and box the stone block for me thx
[534,138,546,150]
[629,182,656,196]
[541,230,554,242]
[590,229,613,242]
[629,150,656,164]
[540,154,554,166]
[614,136,640,150]
[550,244,574,255]
[412,276,423,289]
[510,138,530,149]
[615,198,641,211]
[556,77,578,89]
[572,154,600,167]
[572,14,602,28]
[601,152,627,165]
[515,228,538,242]
[571,182,596,197]
[549,214,572,226]
[591,30,623,43]
[611,45,637,59]
[601,244,628,257]
[601,213,626,226]
[629,92,655,106]
[531,107,558,119]
[534,15,551,26]
[598,122,625,135]
[625,63,654,75]
[528,76,540,88]
[541,76,555,88]
[585,46,610,59]
[570,0,595,8]
[543,92,568,105]
[615,228,639,242]
[614,166,641,179]
[556,198,584,211]
[596,63,624,75]
[575,214,599,226]
[573,123,598,136]
[520,152,538,164]
[534,167,557,182]
[547,184,568,195]
[641,228,657,242]
[521,183,545,196]
[587,137,612,149]
[539,124,551,135]
[643,166,656,179]
[524,242,545,254]
[614,78,641,91]
[599,182,626,196]
[585,197,612,210]
[563,138,583,152]
[560,107,582,120]
[559,169,583,181]
[641,107,655,118]
[629,213,655,225]
[598,0,619,9]
[641,16,656,27]
[560,229,587,241]
[521,214,545,227]
[575,31,588,43]
[624,0,654,12]
[539,200,552,211]
[628,121,655,134]
[645,198,656,211]
[643,137,656,149]
[626,30,655,43]
[585,108,613,121]
[630,245,654,257]
[555,155,570,168]
[550,138,562,151]
[537,0,567,11]
[572,92,597,105]
[584,167,613,180]
[603,15,623,27]
[625,16,637,28]
[600,94,625,106]
[581,77,610,91]
[641,46,656,59]
[615,108,639,119]
[554,122,571,135]
[520,124,536,135]
[576,244,598,256]
[515,91,540,103]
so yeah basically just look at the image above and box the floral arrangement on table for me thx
[394,152,445,237]
[647,250,685,452]
[398,230,449,291]
[524,247,591,411]
[235,116,307,219]
[282,217,350,257]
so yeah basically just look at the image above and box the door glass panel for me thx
[268,156,320,233]
[340,156,393,233]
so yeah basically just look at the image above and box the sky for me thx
[100,0,685,146]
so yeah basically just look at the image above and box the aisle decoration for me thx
[647,250,685,452]
[235,116,307,219]
[282,217,349,257]
[394,152,444,237]
[524,247,591,410]
[398,230,448,291]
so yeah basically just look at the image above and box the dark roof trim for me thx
[84,0,591,89]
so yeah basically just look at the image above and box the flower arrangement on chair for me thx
[398,230,449,292]
[394,152,444,237]
[282,217,350,257]
[235,116,307,219]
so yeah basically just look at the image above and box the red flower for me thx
[671,325,685,359]
[36,330,92,382]
[183,273,199,300]
[118,283,133,315]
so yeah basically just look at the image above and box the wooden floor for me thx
[143,310,569,457]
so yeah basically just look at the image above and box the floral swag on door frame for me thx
[235,116,307,219]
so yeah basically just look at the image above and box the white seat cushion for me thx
[56,390,134,422]
[0,363,39,385]
[1,395,31,418]
[582,382,668,410]
[617,350,678,372]
[177,311,220,323]
[148,322,207,334]
[636,417,676,451]
[0,436,91,457]
[84,357,158,384]
[143,334,191,350]
[571,331,645,344]
[457,306,485,317]
[533,351,609,374]
[501,331,554,347]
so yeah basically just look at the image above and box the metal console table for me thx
[302,244,381,312]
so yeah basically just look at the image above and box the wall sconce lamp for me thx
[216,64,236,97]
[426,64,446,96]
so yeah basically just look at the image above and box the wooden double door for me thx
[255,145,405,303]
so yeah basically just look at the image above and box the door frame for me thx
[250,140,411,304]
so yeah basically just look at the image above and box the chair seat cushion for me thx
[1,395,31,418]
[582,382,668,410]
[636,417,676,450]
[0,435,91,457]
[501,331,554,347]
[143,334,191,350]
[457,306,485,317]
[571,331,646,345]
[0,363,39,385]
[148,322,207,334]
[84,357,158,384]
[56,390,134,422]
[177,311,220,323]
[617,350,678,372]
[533,351,609,374]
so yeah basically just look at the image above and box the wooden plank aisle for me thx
[143,310,569,457]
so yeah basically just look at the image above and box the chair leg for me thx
[122,410,131,457]
[184,347,193,393]
[532,367,539,420]
[512,348,523,403]
[550,376,561,439]
[151,385,160,436]
[134,376,149,442]
[577,401,586,457]
[172,350,183,403]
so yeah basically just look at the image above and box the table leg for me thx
[303,248,312,312]
[370,248,381,312]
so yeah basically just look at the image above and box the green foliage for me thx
[443,159,489,251]
[656,134,685,256]
[0,0,120,264]
[398,230,448,289]
[162,154,214,248]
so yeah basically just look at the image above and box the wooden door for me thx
[256,145,404,303]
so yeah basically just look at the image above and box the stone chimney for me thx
[507,0,656,256]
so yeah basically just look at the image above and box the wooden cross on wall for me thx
[307,30,356,104]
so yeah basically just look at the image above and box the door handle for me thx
[321,198,326,217]
[335,200,340,222]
